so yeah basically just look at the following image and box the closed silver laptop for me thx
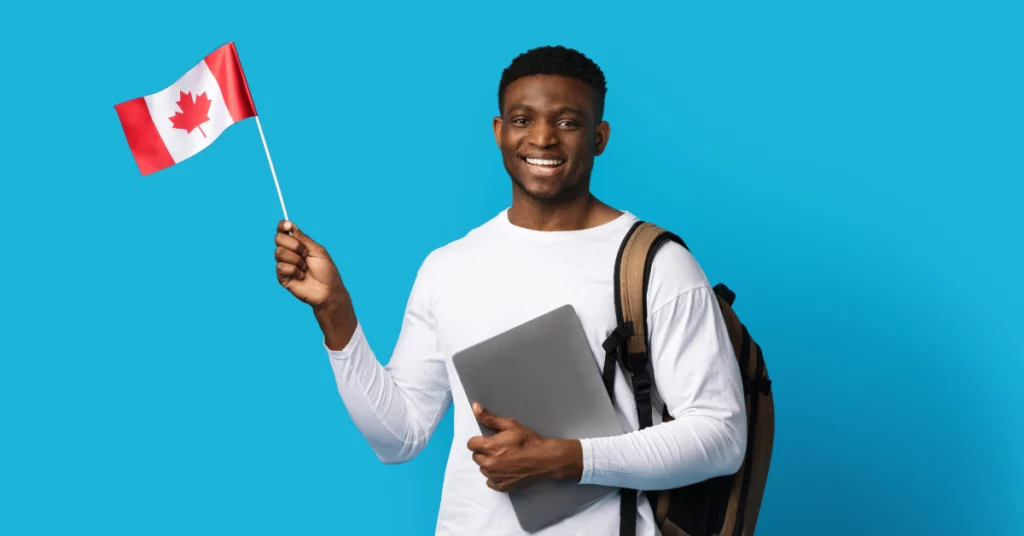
[452,304,626,533]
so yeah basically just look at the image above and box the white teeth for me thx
[526,158,564,166]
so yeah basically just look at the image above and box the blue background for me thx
[2,1,1021,534]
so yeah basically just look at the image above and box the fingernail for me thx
[284,221,293,231]
[473,403,481,413]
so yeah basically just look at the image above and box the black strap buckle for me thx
[602,324,628,354]
[632,371,652,394]
[634,373,651,393]
[602,322,635,354]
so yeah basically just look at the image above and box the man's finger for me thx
[473,402,517,431]
[277,262,304,281]
[486,478,502,492]
[472,452,489,470]
[275,232,308,259]
[467,436,490,453]
[280,220,321,250]
[274,247,307,271]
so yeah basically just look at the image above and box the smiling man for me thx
[273,46,747,535]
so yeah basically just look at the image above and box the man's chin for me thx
[509,175,553,197]
[526,189,563,201]
[516,182,574,202]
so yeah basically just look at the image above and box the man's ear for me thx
[594,121,611,156]
[493,116,503,148]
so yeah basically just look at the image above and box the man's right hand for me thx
[274,219,359,351]
[275,219,343,309]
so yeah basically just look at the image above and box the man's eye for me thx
[559,120,578,128]
[512,118,529,126]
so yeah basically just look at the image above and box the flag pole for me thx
[254,115,288,221]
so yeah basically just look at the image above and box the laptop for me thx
[451,304,626,533]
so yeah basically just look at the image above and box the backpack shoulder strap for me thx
[604,220,688,536]
[603,220,688,427]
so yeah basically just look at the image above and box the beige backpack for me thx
[601,221,775,536]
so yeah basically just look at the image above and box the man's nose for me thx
[528,123,558,147]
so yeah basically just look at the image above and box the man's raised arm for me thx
[275,220,451,464]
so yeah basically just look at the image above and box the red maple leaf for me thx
[169,90,212,138]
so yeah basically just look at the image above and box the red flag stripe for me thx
[114,97,175,176]
[204,43,257,123]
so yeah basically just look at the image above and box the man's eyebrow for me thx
[505,104,586,117]
[506,104,534,114]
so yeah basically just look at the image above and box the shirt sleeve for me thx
[577,244,748,491]
[324,256,452,464]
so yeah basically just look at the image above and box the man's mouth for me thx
[521,156,566,177]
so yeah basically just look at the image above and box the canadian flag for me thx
[115,42,257,176]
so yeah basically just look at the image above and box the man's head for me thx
[494,46,610,202]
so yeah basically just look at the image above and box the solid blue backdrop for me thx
[1,1,1021,534]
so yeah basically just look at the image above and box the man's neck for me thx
[507,191,623,232]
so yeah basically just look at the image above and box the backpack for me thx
[600,221,775,536]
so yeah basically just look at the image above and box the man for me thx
[273,46,747,535]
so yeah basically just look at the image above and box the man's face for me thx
[493,75,610,201]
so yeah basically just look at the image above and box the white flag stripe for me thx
[144,60,236,165]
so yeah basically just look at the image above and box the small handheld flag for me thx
[114,41,289,220]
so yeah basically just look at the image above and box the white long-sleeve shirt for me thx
[325,209,747,536]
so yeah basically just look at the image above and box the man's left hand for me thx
[467,402,583,492]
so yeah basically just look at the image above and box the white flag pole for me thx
[254,115,288,221]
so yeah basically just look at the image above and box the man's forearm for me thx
[314,290,358,351]
[579,415,746,491]
[544,439,585,482]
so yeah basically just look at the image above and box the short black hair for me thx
[498,45,607,121]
